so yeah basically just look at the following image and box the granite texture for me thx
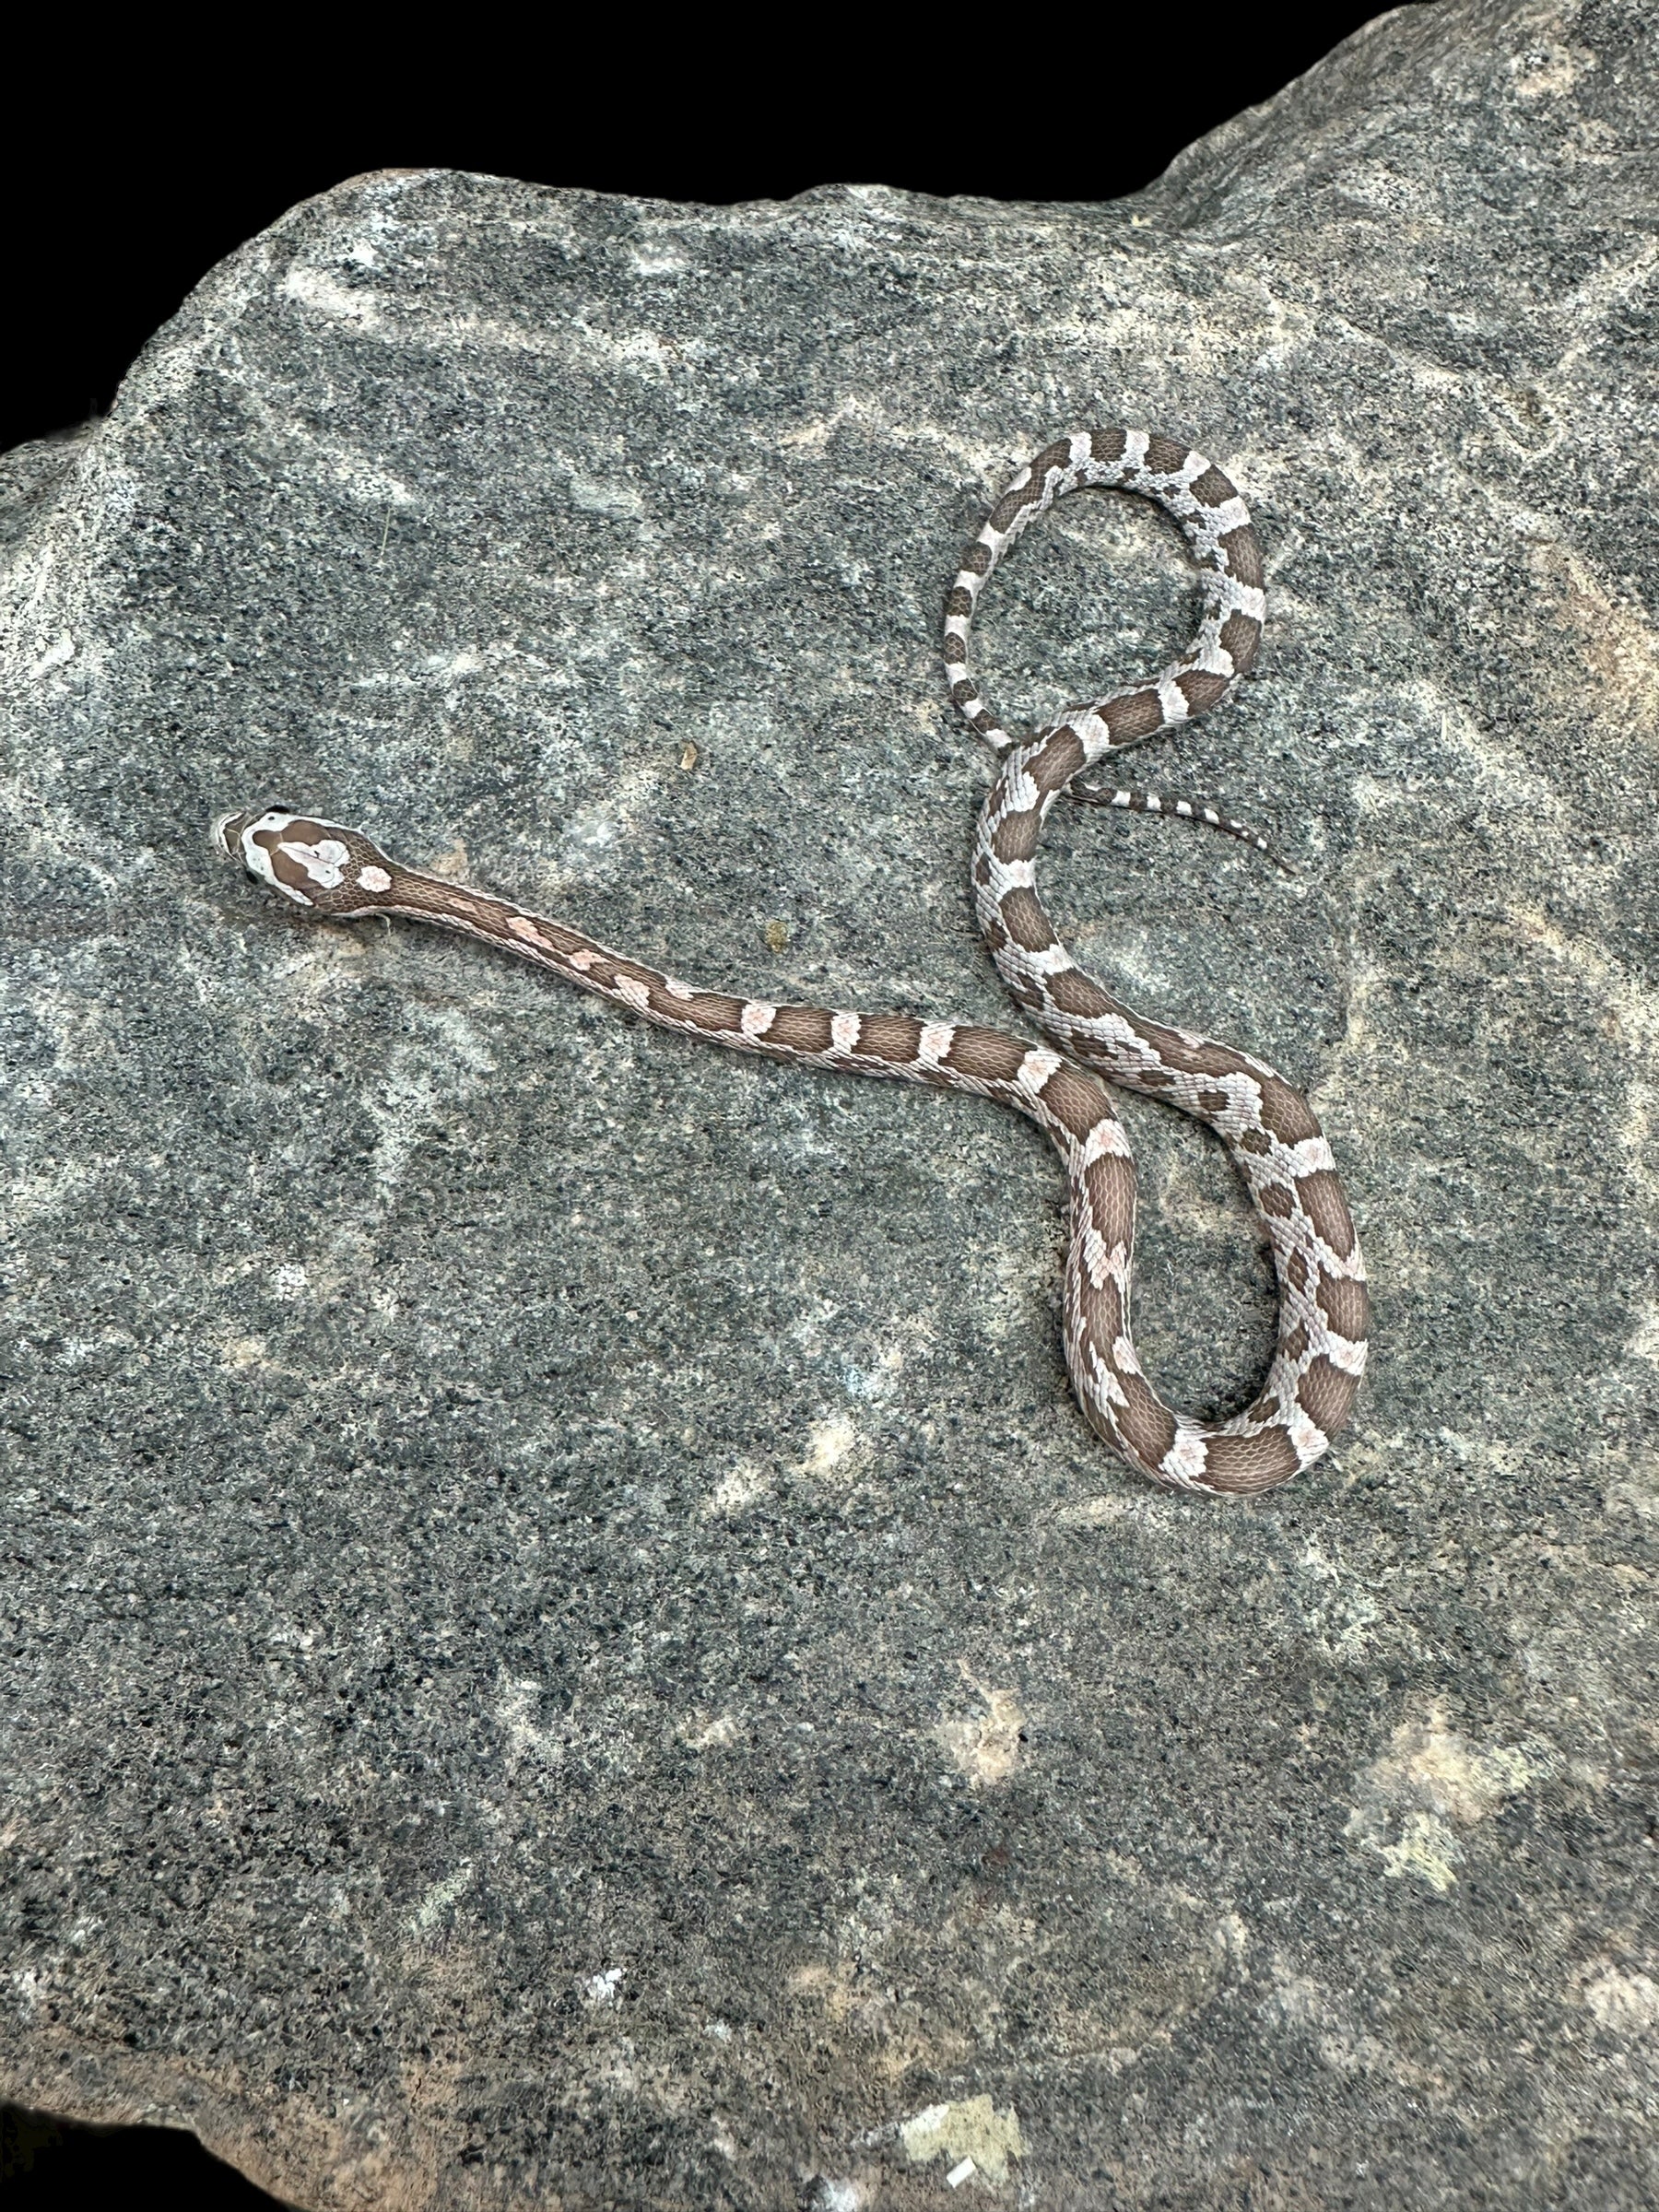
[3,2,1657,2205]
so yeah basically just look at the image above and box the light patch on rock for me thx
[1294,1537,1382,1660]
[283,263,385,329]
[582,1966,625,2007]
[1628,1302,1659,1364]
[28,631,73,681]
[492,1674,564,1773]
[973,1233,1055,1347]
[407,1861,474,1934]
[936,1668,1025,1790]
[361,1005,495,1203]
[1583,1969,1659,2034]
[841,1343,903,1402]
[569,473,646,521]
[1347,1700,1547,1889]
[1214,1912,1250,1966]
[816,2181,866,2212]
[1053,1494,1135,1528]
[1510,40,1590,100]
[900,2096,1024,2186]
[1265,1960,1443,2091]
[704,1458,770,1516]
[799,1414,861,1480]
[682,1712,740,1751]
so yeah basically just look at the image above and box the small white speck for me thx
[947,2158,976,2188]
[358,865,392,893]
[582,1966,625,2006]
[271,1263,308,1301]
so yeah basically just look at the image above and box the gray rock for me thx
[3,2,1656,2204]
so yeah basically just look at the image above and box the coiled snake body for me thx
[218,429,1368,1494]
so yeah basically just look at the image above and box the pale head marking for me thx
[212,806,399,912]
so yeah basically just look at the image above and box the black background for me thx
[3,11,1396,457]
[3,11,1397,2204]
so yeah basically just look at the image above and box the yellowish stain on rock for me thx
[936,1666,1025,1789]
[1583,1968,1659,2033]
[900,2095,1025,2186]
[1346,1699,1547,1891]
[1528,538,1659,747]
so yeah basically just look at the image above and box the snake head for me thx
[215,806,400,914]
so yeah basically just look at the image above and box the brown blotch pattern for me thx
[946,586,972,618]
[1041,1065,1110,1140]
[997,888,1056,952]
[1030,728,1085,794]
[1089,429,1128,465]
[1196,1087,1230,1117]
[1255,1076,1322,1146]
[1296,1170,1357,1259]
[989,484,1043,532]
[1258,1182,1294,1219]
[963,544,992,576]
[1201,1427,1300,1491]
[1176,671,1230,714]
[1128,1018,1240,1082]
[1047,967,1118,1020]
[1220,610,1262,673]
[854,1015,924,1063]
[1189,465,1236,507]
[1103,690,1163,744]
[1142,434,1189,475]
[1094,1276,1127,1345]
[1113,1371,1179,1466]
[1218,525,1264,589]
[1297,1355,1360,1438]
[1316,1275,1371,1343]
[768,1005,835,1054]
[992,809,1041,863]
[1083,1153,1136,1248]
[943,1027,1028,1083]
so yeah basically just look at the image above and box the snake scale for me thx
[218,429,1369,1494]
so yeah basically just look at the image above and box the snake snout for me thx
[213,807,260,860]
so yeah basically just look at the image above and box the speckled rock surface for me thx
[3,3,1657,2206]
